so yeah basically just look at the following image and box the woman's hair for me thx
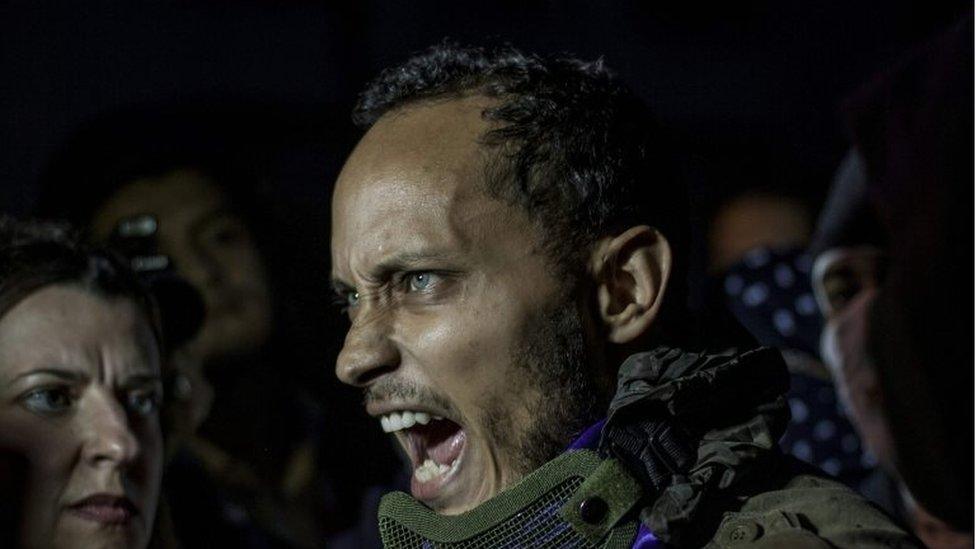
[0,216,161,345]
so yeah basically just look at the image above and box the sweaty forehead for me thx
[331,97,507,272]
[335,97,494,204]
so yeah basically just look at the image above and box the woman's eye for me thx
[127,390,161,417]
[22,388,72,415]
[408,272,438,292]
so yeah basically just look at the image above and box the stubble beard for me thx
[482,300,604,482]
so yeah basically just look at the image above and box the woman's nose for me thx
[81,392,141,468]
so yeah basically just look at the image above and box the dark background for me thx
[0,0,969,422]
[2,1,969,215]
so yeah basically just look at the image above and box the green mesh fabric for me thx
[380,476,588,548]
[377,450,638,548]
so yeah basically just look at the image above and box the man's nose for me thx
[81,391,141,468]
[335,308,400,387]
[171,243,224,291]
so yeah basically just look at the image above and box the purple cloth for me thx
[566,418,606,450]
[633,525,660,548]
[567,420,661,548]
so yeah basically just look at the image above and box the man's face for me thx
[811,245,892,464]
[331,97,599,515]
[92,170,272,364]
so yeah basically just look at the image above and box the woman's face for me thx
[0,284,163,549]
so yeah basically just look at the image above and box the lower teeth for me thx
[414,458,456,482]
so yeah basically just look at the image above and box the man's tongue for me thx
[410,420,465,486]
[424,420,465,465]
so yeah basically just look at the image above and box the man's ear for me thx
[591,225,672,344]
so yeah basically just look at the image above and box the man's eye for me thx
[211,227,244,245]
[407,272,443,292]
[127,390,161,417]
[824,277,862,312]
[200,217,248,247]
[330,288,360,316]
[22,388,73,415]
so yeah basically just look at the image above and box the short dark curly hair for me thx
[353,43,689,275]
[353,43,695,345]
[0,216,161,345]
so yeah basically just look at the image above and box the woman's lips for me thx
[66,494,137,525]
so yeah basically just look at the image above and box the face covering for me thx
[720,246,875,487]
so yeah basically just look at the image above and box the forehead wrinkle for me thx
[98,330,158,383]
[0,295,91,370]
[85,296,159,383]
[0,288,158,386]
[332,96,506,288]
[335,177,472,276]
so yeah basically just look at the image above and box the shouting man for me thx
[330,44,914,547]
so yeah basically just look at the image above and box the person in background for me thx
[39,137,395,547]
[0,217,164,548]
[93,160,357,548]
[707,190,897,515]
[709,191,812,274]
[811,152,972,549]
[810,14,973,548]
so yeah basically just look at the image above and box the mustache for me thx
[364,378,458,416]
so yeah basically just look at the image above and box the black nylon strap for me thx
[600,416,697,494]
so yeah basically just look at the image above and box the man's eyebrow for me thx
[331,277,354,295]
[188,207,240,236]
[331,249,460,291]
[376,249,457,271]
[822,264,856,281]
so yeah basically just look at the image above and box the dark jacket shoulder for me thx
[703,469,917,548]
[599,346,918,548]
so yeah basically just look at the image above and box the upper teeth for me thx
[380,411,443,433]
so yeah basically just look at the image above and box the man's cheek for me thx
[821,308,871,410]
[820,321,845,383]
[822,290,877,372]
[408,312,495,383]
[821,291,895,466]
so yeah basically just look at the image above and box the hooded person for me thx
[810,14,973,545]
[329,43,917,548]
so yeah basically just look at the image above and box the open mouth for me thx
[379,410,466,502]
